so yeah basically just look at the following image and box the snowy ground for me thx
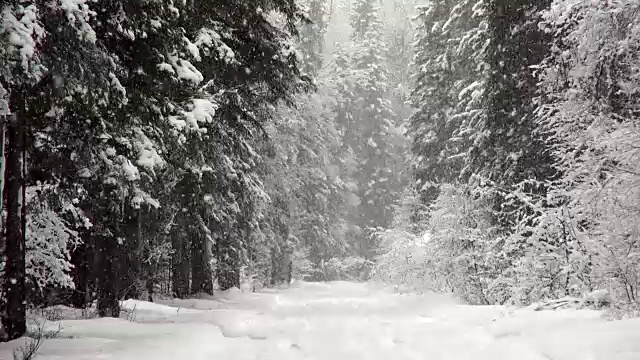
[1,281,640,360]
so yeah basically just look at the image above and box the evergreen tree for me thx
[401,0,558,303]
[408,0,488,204]
[299,0,328,75]
[1,0,312,332]
[85,0,311,296]
[263,79,351,282]
[331,0,405,259]
[0,0,120,338]
[533,0,640,304]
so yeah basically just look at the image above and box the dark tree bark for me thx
[270,247,293,286]
[1,115,25,341]
[171,226,190,298]
[190,224,213,295]
[145,252,155,303]
[269,215,292,287]
[270,250,281,286]
[0,121,4,256]
[121,205,143,300]
[141,208,156,302]
[70,239,89,308]
[144,228,155,302]
[217,229,240,291]
[86,234,97,307]
[71,204,99,310]
[96,234,121,318]
[190,229,205,295]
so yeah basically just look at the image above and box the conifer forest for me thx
[1,0,640,354]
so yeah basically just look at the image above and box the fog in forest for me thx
[1,1,640,358]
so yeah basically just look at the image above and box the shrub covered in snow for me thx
[317,256,373,282]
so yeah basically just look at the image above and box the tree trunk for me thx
[190,226,213,295]
[1,117,25,340]
[190,229,204,295]
[121,205,142,300]
[140,209,156,302]
[144,232,155,302]
[0,119,6,255]
[217,230,240,291]
[270,249,279,286]
[171,227,190,298]
[270,218,292,287]
[96,234,120,318]
[145,261,154,302]
[70,239,89,308]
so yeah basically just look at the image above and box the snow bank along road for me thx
[1,281,640,360]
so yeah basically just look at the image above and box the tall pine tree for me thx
[332,0,405,259]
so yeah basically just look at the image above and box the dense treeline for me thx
[5,0,635,344]
[376,0,640,314]
[0,0,313,340]
[0,0,414,341]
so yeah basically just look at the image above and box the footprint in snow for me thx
[248,334,268,340]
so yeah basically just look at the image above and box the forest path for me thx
[1,281,638,359]
[195,280,547,360]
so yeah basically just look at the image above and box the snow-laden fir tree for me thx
[258,80,350,283]
[465,0,553,199]
[382,0,422,121]
[298,0,328,75]
[84,0,310,300]
[0,0,123,339]
[332,0,406,260]
[408,0,488,205]
[257,0,363,283]
[384,0,564,304]
[1,0,311,338]
[534,0,640,306]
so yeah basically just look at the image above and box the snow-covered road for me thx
[1,281,639,359]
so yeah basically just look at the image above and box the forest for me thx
[1,0,639,343]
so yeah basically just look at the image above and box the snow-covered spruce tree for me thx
[49,0,200,313]
[198,1,311,291]
[256,1,363,284]
[86,0,311,295]
[0,0,311,326]
[0,0,125,339]
[464,0,553,195]
[4,0,200,315]
[398,0,569,304]
[535,0,640,307]
[430,184,516,304]
[393,0,494,301]
[332,0,405,260]
[382,0,420,122]
[293,0,356,278]
[24,185,84,292]
[408,0,488,207]
[298,0,328,76]
[375,183,507,302]
[379,0,415,229]
[261,78,352,283]
[90,2,310,296]
[458,0,591,304]
[250,0,328,286]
